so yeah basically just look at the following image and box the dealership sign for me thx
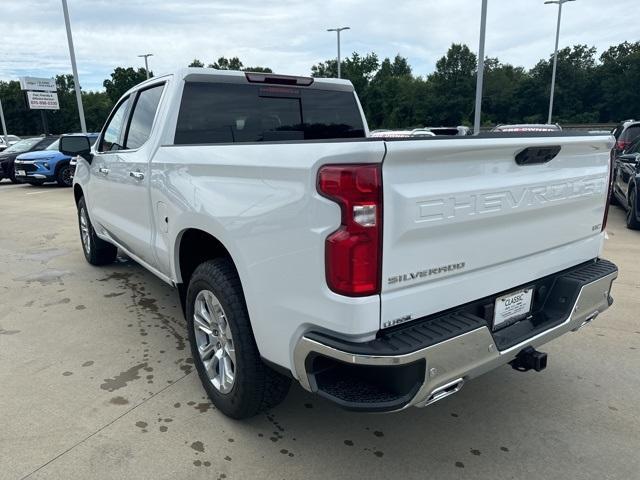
[19,76,57,92]
[26,91,60,110]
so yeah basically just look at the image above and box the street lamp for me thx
[326,27,350,78]
[544,0,576,124]
[473,0,488,135]
[138,53,153,79]
[61,0,87,134]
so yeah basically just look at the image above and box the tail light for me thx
[602,150,614,232]
[317,164,382,296]
[616,140,629,151]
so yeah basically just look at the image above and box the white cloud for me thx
[0,0,636,91]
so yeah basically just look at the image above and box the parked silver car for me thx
[0,135,21,152]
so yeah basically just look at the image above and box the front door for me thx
[91,83,165,266]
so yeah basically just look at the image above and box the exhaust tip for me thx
[423,378,464,406]
[572,310,599,332]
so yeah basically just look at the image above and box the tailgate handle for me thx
[515,146,561,165]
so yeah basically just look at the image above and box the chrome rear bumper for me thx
[293,262,617,411]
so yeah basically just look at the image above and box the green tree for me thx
[189,58,205,67]
[206,56,272,73]
[364,55,416,129]
[518,45,599,123]
[596,41,640,122]
[482,59,527,125]
[103,67,150,103]
[426,43,477,125]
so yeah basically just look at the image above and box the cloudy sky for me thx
[0,0,637,91]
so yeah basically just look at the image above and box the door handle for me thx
[98,167,109,175]
[129,171,144,180]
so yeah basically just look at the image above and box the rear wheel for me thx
[57,164,73,187]
[627,188,640,230]
[77,197,118,265]
[186,259,291,419]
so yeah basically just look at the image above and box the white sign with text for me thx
[27,91,60,110]
[19,76,57,92]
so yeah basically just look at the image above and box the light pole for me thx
[544,0,575,124]
[138,53,153,79]
[473,0,488,135]
[0,100,8,144]
[326,27,350,78]
[61,0,87,133]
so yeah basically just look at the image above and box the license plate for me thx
[16,170,25,176]
[493,288,533,330]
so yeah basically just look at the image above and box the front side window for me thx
[125,84,165,149]
[174,82,365,145]
[100,97,131,152]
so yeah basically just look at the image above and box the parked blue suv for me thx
[14,133,98,187]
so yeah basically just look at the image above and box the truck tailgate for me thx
[380,135,613,329]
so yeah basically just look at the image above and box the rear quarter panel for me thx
[150,141,386,372]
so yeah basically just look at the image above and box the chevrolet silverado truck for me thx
[60,68,618,419]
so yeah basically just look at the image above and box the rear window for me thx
[174,82,365,145]
[621,125,640,142]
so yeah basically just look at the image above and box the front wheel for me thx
[627,188,640,230]
[56,164,73,187]
[77,197,118,265]
[186,259,291,419]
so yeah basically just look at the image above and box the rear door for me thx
[380,135,612,328]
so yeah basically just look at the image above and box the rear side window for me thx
[125,84,165,149]
[174,82,365,145]
[621,125,640,143]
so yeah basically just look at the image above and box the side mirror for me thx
[60,135,93,163]
[618,153,636,163]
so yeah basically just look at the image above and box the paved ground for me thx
[0,179,638,480]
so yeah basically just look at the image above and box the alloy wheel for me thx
[79,207,91,255]
[61,166,72,186]
[193,290,236,394]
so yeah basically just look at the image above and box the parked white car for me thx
[61,69,618,419]
[0,135,21,152]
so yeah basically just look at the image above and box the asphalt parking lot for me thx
[0,179,639,480]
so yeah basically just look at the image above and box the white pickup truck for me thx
[61,68,618,419]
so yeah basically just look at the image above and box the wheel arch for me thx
[174,228,245,313]
[73,184,84,206]
[54,158,70,173]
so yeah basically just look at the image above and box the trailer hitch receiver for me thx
[510,346,548,372]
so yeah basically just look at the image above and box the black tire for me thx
[609,185,619,206]
[9,169,18,184]
[56,163,73,187]
[77,196,118,265]
[627,187,640,230]
[186,259,291,419]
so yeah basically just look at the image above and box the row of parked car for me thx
[611,119,640,229]
[0,133,97,187]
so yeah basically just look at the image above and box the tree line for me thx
[1,41,639,136]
